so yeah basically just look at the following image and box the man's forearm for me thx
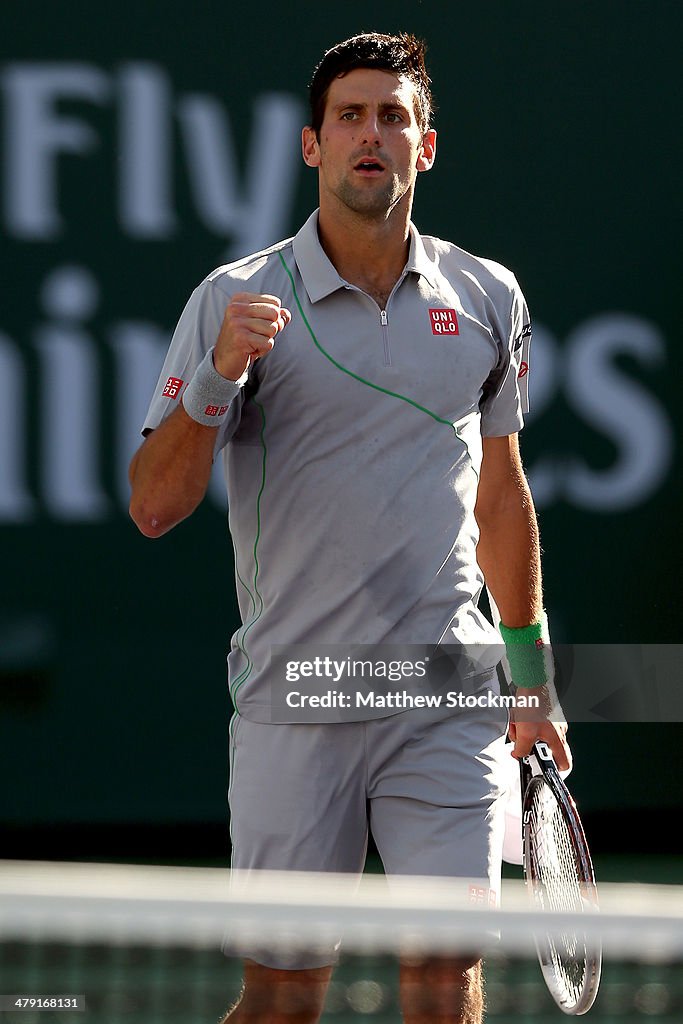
[128,404,219,538]
[476,466,572,767]
[475,478,543,628]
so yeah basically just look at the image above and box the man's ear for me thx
[417,128,437,172]
[302,126,321,167]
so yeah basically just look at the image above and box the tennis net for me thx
[1,861,682,1022]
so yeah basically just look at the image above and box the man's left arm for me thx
[474,433,571,771]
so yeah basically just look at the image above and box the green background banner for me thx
[1,2,680,844]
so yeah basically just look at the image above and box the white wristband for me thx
[181,347,241,426]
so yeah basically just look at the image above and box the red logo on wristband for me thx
[205,405,219,416]
[163,376,184,398]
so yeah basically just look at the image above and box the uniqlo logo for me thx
[468,884,496,907]
[204,405,219,417]
[429,308,459,335]
[162,376,184,399]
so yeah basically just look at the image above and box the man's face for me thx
[302,68,436,220]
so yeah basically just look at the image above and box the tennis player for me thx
[130,32,571,1024]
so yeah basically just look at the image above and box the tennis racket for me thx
[520,740,602,1015]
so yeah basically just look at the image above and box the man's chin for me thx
[336,184,404,220]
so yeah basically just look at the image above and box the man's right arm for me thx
[128,291,291,539]
[128,407,221,538]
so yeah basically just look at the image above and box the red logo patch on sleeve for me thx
[429,308,459,336]
[518,361,529,378]
[162,376,184,399]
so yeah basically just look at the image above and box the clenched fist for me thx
[214,292,292,382]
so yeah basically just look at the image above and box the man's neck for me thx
[317,202,411,309]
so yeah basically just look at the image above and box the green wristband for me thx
[499,617,549,688]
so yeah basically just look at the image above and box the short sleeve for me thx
[479,278,532,437]
[140,279,245,452]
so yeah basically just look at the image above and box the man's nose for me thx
[360,115,383,146]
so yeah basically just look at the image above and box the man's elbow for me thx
[474,491,514,531]
[129,495,172,539]
[476,475,534,526]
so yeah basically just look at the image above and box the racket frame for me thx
[520,741,602,1015]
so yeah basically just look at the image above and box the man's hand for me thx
[508,691,572,772]
[214,292,291,381]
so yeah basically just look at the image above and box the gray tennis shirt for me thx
[142,211,532,721]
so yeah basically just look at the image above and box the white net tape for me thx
[1,861,682,961]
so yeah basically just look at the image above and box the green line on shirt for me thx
[231,532,255,617]
[278,249,463,434]
[230,397,268,709]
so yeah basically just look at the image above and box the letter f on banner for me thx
[2,64,109,238]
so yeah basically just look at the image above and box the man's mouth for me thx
[353,158,386,175]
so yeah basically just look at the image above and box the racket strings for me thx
[527,782,589,1007]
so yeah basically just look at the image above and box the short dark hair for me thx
[309,32,434,138]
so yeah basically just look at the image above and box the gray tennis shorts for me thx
[227,703,508,969]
